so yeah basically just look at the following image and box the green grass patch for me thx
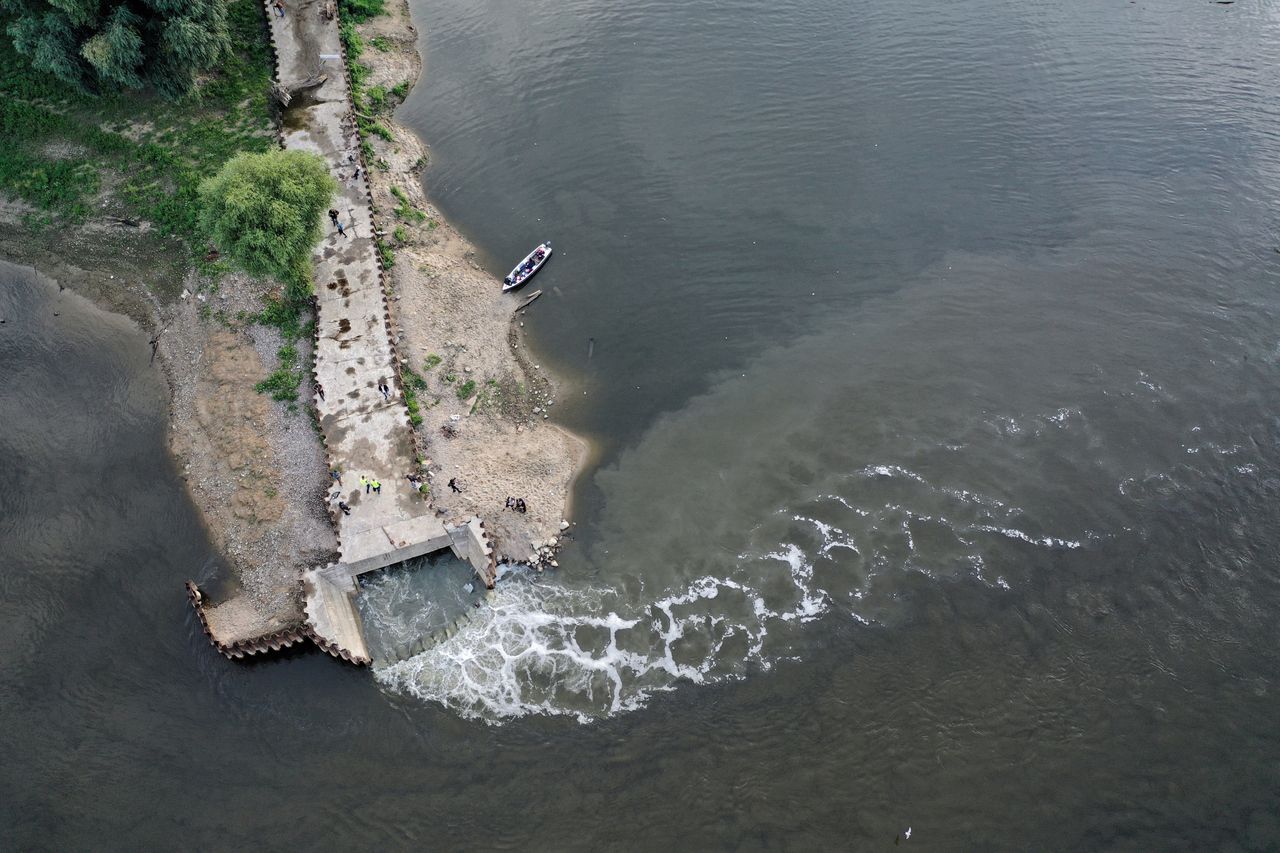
[339,21,364,59]
[390,80,411,100]
[253,339,307,402]
[255,366,302,401]
[390,185,426,222]
[401,364,427,391]
[423,353,442,370]
[376,239,395,268]
[370,36,392,52]
[403,384,423,426]
[455,379,476,400]
[364,121,393,141]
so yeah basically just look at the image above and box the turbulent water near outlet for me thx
[5,0,1280,847]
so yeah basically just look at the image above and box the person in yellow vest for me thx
[371,478,382,494]
[360,475,370,494]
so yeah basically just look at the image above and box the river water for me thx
[4,0,1280,846]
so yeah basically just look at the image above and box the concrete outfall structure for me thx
[187,0,496,665]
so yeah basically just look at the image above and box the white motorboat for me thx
[502,242,552,292]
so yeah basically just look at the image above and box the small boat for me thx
[502,242,552,292]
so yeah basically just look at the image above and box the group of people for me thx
[329,465,520,518]
[328,208,348,238]
[504,247,547,285]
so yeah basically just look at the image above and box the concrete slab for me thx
[302,567,370,664]
[266,0,456,664]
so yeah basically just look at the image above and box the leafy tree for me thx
[198,149,337,284]
[3,0,230,95]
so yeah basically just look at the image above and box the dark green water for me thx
[5,0,1280,846]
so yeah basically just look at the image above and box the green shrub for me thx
[339,22,363,59]
[390,185,426,223]
[339,0,385,23]
[375,239,395,268]
[423,353,442,369]
[255,366,303,401]
[403,387,423,426]
[456,379,476,400]
[401,364,427,391]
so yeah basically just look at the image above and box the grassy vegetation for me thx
[375,238,395,269]
[252,317,314,403]
[0,0,274,239]
[400,364,427,426]
[455,378,477,400]
[423,353,442,369]
[390,185,426,223]
[339,0,385,23]
[340,2,413,170]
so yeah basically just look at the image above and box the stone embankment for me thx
[187,0,495,665]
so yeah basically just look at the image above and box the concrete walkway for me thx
[267,0,452,663]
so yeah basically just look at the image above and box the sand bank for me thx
[352,0,589,565]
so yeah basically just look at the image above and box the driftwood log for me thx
[271,74,327,108]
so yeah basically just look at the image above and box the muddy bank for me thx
[0,213,336,641]
[354,0,589,565]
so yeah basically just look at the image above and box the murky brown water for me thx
[5,0,1280,846]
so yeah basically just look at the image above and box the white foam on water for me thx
[375,548,831,724]
[372,460,1093,724]
[968,524,1082,550]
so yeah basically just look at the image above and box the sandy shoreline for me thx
[354,0,590,564]
[0,0,589,646]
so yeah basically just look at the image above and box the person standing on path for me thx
[448,478,462,493]
[336,220,348,238]
[360,475,370,494]
[328,209,339,227]
[372,479,382,494]
[330,469,342,486]
[378,382,390,401]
